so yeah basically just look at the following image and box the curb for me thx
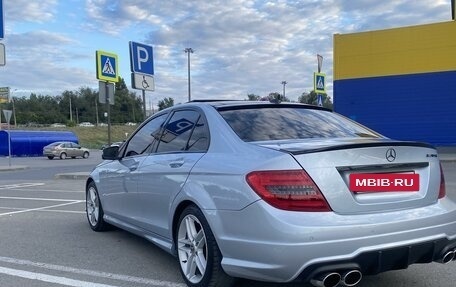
[0,165,29,172]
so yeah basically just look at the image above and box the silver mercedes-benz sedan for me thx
[86,101,456,287]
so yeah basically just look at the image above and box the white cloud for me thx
[5,0,58,23]
[1,0,453,103]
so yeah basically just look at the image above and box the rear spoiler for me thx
[282,141,435,155]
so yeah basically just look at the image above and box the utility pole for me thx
[11,98,16,127]
[11,89,17,127]
[95,99,99,126]
[281,81,287,99]
[69,96,73,122]
[184,48,194,102]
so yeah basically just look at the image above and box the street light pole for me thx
[184,48,194,102]
[281,81,287,99]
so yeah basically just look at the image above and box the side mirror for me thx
[102,146,120,160]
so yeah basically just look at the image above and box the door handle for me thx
[169,161,184,168]
[129,163,139,171]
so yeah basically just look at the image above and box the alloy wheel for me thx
[86,186,99,227]
[177,214,208,284]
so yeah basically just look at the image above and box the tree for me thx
[158,97,174,111]
[264,92,290,103]
[9,77,143,126]
[246,94,261,101]
[109,78,143,123]
[298,90,333,110]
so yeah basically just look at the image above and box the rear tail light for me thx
[246,170,331,212]
[439,163,446,199]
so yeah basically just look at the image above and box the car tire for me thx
[47,156,54,160]
[83,151,89,159]
[176,205,234,287]
[86,182,111,232]
[60,152,67,160]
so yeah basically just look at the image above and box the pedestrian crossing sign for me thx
[314,72,326,93]
[96,50,119,82]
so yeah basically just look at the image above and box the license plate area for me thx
[349,173,420,193]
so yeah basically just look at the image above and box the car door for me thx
[61,142,73,157]
[97,113,168,224]
[71,143,82,157]
[131,109,209,238]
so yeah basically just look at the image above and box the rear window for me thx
[218,107,381,142]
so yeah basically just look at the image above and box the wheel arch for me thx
[86,177,95,191]
[171,200,197,255]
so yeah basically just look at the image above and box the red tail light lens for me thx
[439,163,446,199]
[246,170,331,212]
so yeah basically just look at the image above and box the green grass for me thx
[18,125,138,149]
[69,126,138,149]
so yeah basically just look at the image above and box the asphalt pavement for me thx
[0,148,456,287]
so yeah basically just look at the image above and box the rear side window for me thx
[156,110,202,153]
[218,107,381,142]
[187,117,209,152]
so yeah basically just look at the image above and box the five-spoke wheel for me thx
[177,205,233,287]
[86,182,110,231]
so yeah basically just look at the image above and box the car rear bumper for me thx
[206,198,456,282]
[292,237,456,282]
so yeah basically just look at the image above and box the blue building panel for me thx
[0,130,79,156]
[334,71,456,146]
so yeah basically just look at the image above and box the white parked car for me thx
[78,122,95,127]
[50,123,66,128]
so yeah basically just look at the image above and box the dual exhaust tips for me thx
[311,249,455,287]
[311,270,362,287]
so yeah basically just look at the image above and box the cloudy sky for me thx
[1,0,453,106]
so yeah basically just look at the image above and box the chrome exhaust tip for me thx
[439,250,455,264]
[310,272,341,287]
[341,269,362,286]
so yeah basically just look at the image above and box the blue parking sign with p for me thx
[130,41,154,75]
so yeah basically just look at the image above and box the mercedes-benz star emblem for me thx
[386,148,396,162]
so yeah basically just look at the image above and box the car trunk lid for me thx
[256,138,441,214]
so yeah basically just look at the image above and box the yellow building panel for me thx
[334,21,456,80]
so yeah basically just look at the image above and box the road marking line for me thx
[0,201,83,217]
[0,196,81,202]
[0,188,84,193]
[0,256,185,287]
[0,207,85,214]
[0,183,45,189]
[0,266,122,287]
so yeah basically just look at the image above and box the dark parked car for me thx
[86,101,455,287]
[43,141,90,160]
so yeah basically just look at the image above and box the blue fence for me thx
[0,130,79,156]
